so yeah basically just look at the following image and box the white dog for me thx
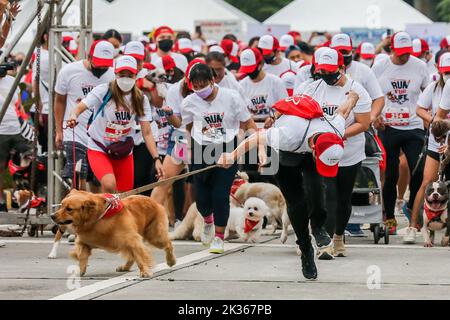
[145,68,168,98]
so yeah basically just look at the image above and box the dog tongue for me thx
[244,219,259,233]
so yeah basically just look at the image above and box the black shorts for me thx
[0,134,31,163]
[427,149,440,162]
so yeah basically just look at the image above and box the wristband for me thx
[153,155,163,162]
[164,109,174,116]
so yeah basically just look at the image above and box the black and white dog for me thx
[422,181,450,247]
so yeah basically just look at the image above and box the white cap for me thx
[412,38,422,55]
[90,40,115,67]
[209,45,225,54]
[138,36,150,44]
[178,38,193,53]
[115,55,138,74]
[280,70,296,89]
[123,41,145,60]
[239,48,262,74]
[280,34,294,51]
[359,42,375,59]
[313,46,330,66]
[439,52,450,73]
[315,48,342,72]
[330,33,352,51]
[258,35,279,55]
[207,39,219,47]
[391,31,413,56]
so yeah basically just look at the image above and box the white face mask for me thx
[116,77,135,92]
[443,74,450,83]
[360,58,373,67]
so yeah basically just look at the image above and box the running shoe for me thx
[299,241,317,280]
[201,223,215,246]
[209,237,224,254]
[345,224,365,237]
[403,227,417,244]
[333,235,346,257]
[312,227,334,260]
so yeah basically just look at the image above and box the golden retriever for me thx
[51,189,176,278]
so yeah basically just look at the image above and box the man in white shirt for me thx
[372,31,430,240]
[150,26,188,74]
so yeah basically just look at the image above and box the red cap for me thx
[221,39,239,63]
[315,48,344,73]
[440,36,450,49]
[356,42,376,59]
[288,31,301,39]
[412,38,429,57]
[330,33,353,52]
[391,32,413,56]
[186,58,207,89]
[89,40,115,68]
[123,41,145,61]
[177,38,194,54]
[161,55,176,71]
[258,35,280,55]
[143,62,156,70]
[239,48,263,74]
[153,26,174,41]
[438,52,450,73]
[115,55,138,74]
[314,133,344,177]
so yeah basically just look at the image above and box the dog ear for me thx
[81,199,97,210]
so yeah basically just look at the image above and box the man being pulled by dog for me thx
[218,90,361,280]
[67,55,163,193]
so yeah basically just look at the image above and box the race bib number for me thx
[157,131,170,151]
[384,106,410,126]
[104,121,132,142]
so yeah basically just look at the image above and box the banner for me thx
[340,28,390,46]
[246,24,291,42]
[406,23,450,54]
[194,20,243,42]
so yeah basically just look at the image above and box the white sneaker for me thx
[201,223,215,246]
[209,237,224,254]
[0,240,6,248]
[403,227,417,244]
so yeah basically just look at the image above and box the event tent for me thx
[264,0,433,32]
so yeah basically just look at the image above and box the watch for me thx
[153,155,163,162]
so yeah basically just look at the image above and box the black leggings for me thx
[275,153,327,248]
[133,143,155,196]
[379,126,425,219]
[325,162,361,236]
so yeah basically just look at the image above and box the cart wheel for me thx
[27,225,37,237]
[373,224,380,244]
[384,225,390,244]
[51,225,59,235]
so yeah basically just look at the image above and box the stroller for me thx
[348,130,389,244]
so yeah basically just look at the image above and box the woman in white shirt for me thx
[182,63,256,254]
[67,56,163,193]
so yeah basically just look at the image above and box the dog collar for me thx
[98,194,124,220]
[230,178,247,196]
[424,202,446,222]
[244,219,259,234]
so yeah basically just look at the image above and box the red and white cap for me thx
[89,40,115,68]
[239,48,263,75]
[391,31,413,56]
[438,52,450,73]
[177,38,193,54]
[123,41,145,61]
[280,34,295,51]
[138,36,150,44]
[280,70,296,96]
[221,39,239,63]
[258,35,280,55]
[315,48,344,72]
[356,42,375,59]
[62,31,74,43]
[154,55,176,71]
[115,55,138,74]
[312,46,330,67]
[209,45,225,54]
[153,26,174,41]
[186,58,208,90]
[412,38,429,57]
[440,35,450,49]
[314,133,344,178]
[330,33,353,52]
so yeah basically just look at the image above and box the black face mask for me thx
[311,64,321,81]
[264,54,276,65]
[158,39,174,52]
[343,54,353,66]
[248,67,261,80]
[91,66,108,78]
[384,45,391,53]
[320,71,342,86]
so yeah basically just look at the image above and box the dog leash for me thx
[62,124,78,190]
[230,193,244,208]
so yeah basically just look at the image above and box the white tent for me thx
[6,0,259,53]
[264,0,433,32]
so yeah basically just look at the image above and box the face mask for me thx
[320,71,342,86]
[360,58,373,67]
[343,54,353,66]
[194,85,214,100]
[116,77,136,92]
[384,45,391,53]
[91,67,108,79]
[158,39,174,52]
[443,74,450,83]
[264,54,276,64]
[248,67,261,80]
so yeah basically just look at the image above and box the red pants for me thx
[87,149,134,192]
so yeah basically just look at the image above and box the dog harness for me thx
[97,194,124,220]
[230,178,247,196]
[244,219,260,234]
[423,202,447,224]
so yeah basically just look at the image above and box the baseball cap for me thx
[438,52,450,73]
[239,48,263,74]
[138,36,150,44]
[123,41,145,60]
[315,48,344,73]
[209,45,225,54]
[312,46,330,67]
[280,34,295,51]
[186,58,208,90]
[330,33,353,52]
[288,31,301,40]
[391,32,413,56]
[314,133,344,177]
[221,39,239,63]
[177,38,193,54]
[440,35,450,49]
[412,38,429,57]
[115,55,137,74]
[89,40,115,68]
[153,26,174,41]
[258,35,280,55]
[356,42,375,59]
[280,70,296,96]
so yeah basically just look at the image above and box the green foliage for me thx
[225,0,294,22]
[438,0,450,21]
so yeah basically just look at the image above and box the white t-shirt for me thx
[266,114,345,154]
[55,60,115,147]
[294,64,314,94]
[218,70,245,98]
[346,61,383,100]
[417,81,445,153]
[151,52,188,73]
[82,83,152,153]
[0,75,20,135]
[299,79,372,167]
[32,49,50,114]
[263,58,295,78]
[372,55,430,130]
[427,57,437,76]
[182,86,251,145]
[240,73,288,124]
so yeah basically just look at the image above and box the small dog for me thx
[422,181,450,247]
[170,198,270,243]
[145,68,168,98]
[51,190,176,278]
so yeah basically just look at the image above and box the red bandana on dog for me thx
[101,194,124,219]
[230,179,247,196]
[424,202,446,221]
[244,219,259,234]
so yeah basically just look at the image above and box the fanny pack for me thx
[93,136,134,160]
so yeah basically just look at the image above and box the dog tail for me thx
[169,203,198,240]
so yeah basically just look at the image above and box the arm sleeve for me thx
[363,67,384,100]
[81,84,106,112]
[54,66,69,95]
[353,84,372,114]
[181,98,193,125]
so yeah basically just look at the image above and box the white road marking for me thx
[49,243,245,300]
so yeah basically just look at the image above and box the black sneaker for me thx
[312,227,334,260]
[0,202,7,213]
[299,241,317,280]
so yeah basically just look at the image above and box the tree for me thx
[438,0,450,21]
[224,0,294,22]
